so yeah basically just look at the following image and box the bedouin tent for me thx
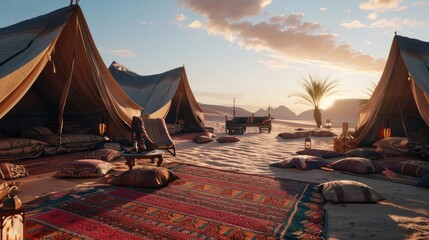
[354,35,429,146]
[109,61,205,133]
[0,4,141,142]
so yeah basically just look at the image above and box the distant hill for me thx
[199,98,363,126]
[255,105,298,119]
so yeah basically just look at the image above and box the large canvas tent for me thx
[354,35,429,146]
[0,5,141,141]
[109,61,205,133]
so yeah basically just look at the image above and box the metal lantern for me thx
[98,122,107,136]
[305,137,311,149]
[383,128,391,139]
[0,186,24,240]
[324,117,332,129]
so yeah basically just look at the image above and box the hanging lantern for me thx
[324,117,332,129]
[98,122,107,136]
[305,137,311,149]
[0,186,25,240]
[383,127,391,138]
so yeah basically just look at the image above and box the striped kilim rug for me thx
[24,163,326,239]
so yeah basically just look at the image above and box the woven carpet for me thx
[341,156,421,186]
[24,163,326,239]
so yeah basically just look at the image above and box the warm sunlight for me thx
[321,97,336,110]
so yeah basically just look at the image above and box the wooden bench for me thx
[225,115,272,135]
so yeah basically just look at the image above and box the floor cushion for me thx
[416,174,429,188]
[20,127,53,138]
[193,135,214,144]
[312,130,337,137]
[296,149,344,159]
[345,148,384,160]
[373,137,410,156]
[99,142,124,151]
[270,155,329,170]
[55,159,113,178]
[103,167,179,188]
[329,157,385,174]
[278,132,302,139]
[317,180,385,203]
[217,136,240,143]
[388,160,429,177]
[0,163,29,180]
[84,149,122,162]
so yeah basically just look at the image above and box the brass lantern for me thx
[0,186,24,240]
[305,137,311,149]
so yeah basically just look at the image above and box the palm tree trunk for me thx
[314,107,322,128]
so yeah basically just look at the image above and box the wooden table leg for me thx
[156,155,163,167]
[125,156,135,170]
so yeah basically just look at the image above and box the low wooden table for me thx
[122,150,164,170]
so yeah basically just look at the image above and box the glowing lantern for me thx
[0,186,24,240]
[383,128,391,138]
[98,123,107,136]
[325,117,332,129]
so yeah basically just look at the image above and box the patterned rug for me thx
[24,163,326,239]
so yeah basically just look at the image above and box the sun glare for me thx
[321,97,336,110]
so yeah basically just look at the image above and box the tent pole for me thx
[58,13,79,145]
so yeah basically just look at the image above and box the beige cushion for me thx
[104,167,179,188]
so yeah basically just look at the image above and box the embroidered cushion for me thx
[84,149,122,162]
[99,143,124,151]
[329,157,385,174]
[193,135,214,144]
[312,130,337,137]
[345,148,384,160]
[296,149,344,159]
[388,160,429,177]
[200,131,216,138]
[373,137,410,156]
[0,163,29,180]
[103,167,179,188]
[270,155,329,170]
[55,159,113,178]
[317,180,385,203]
[217,136,240,143]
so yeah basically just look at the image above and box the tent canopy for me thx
[109,61,205,133]
[0,5,141,141]
[355,35,429,146]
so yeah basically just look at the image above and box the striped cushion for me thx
[388,160,429,177]
[317,180,385,203]
[330,157,385,174]
[345,148,384,160]
[270,155,329,170]
[85,149,122,162]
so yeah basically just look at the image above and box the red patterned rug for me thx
[24,163,326,239]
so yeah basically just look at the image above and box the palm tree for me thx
[290,74,339,128]
[359,81,377,109]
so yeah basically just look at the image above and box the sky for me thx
[1,0,429,114]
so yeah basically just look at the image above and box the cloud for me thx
[98,48,135,58]
[341,20,365,29]
[360,0,402,10]
[367,12,378,20]
[180,0,386,72]
[258,59,288,69]
[413,1,429,7]
[187,20,202,29]
[320,7,328,12]
[138,21,155,25]
[176,13,187,22]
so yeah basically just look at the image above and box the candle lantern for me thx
[0,186,24,240]
[305,137,311,149]
[334,122,358,154]
[325,117,332,129]
[383,127,391,138]
[98,122,107,136]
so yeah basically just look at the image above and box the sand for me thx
[18,119,429,240]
